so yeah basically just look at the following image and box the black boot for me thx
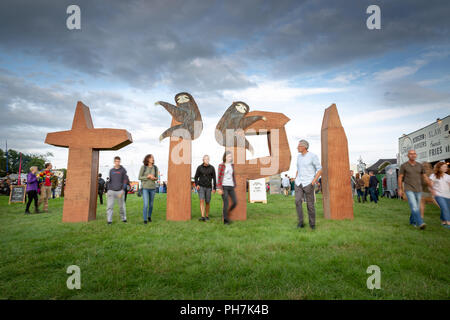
[25,209,31,214]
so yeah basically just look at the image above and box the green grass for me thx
[0,192,449,300]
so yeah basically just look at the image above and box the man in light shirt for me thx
[295,139,322,230]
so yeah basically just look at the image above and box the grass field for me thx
[0,192,448,300]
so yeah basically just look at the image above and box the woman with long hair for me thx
[138,154,159,224]
[217,151,237,225]
[355,172,364,203]
[430,162,450,228]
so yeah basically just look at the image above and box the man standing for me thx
[368,171,379,204]
[282,174,290,196]
[106,156,128,225]
[362,171,370,202]
[350,170,356,197]
[398,149,434,229]
[51,175,58,199]
[98,173,105,205]
[295,140,322,230]
[194,155,216,221]
[38,163,53,212]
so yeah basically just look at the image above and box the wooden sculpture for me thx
[320,103,354,220]
[216,103,291,220]
[45,101,132,222]
[156,93,202,221]
[215,101,266,153]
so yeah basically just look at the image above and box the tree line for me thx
[0,148,54,177]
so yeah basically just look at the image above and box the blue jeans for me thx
[142,188,156,221]
[356,189,364,201]
[405,191,424,226]
[435,196,450,222]
[369,187,378,203]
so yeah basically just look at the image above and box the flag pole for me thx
[18,152,22,185]
[5,140,8,174]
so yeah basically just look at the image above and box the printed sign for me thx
[249,178,267,203]
[399,115,450,164]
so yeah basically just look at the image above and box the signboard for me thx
[399,115,450,165]
[9,185,26,204]
[249,178,267,203]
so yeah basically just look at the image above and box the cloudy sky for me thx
[1,0,449,180]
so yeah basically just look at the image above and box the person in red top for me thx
[38,163,53,212]
[217,151,237,225]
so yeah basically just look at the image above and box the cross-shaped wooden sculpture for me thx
[45,101,133,222]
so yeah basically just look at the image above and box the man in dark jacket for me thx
[98,173,105,205]
[368,171,379,204]
[194,155,216,221]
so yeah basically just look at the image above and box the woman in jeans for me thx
[429,162,450,228]
[217,151,237,225]
[25,166,40,214]
[139,154,159,224]
[355,173,364,203]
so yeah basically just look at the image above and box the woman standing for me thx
[429,162,450,228]
[25,166,40,214]
[139,154,159,224]
[217,151,237,225]
[355,173,365,203]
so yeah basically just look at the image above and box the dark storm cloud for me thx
[0,70,167,131]
[1,0,448,92]
[246,0,450,76]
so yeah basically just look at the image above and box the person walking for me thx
[123,175,130,203]
[398,149,433,230]
[98,173,105,205]
[138,154,159,224]
[362,171,370,202]
[194,155,217,221]
[355,173,364,203]
[294,140,322,230]
[25,166,40,214]
[106,156,128,225]
[429,162,450,228]
[420,162,436,218]
[368,171,379,204]
[217,151,237,225]
[350,170,357,198]
[290,178,295,196]
[38,163,53,212]
[281,174,290,196]
[51,175,58,199]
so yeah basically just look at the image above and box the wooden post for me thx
[321,104,354,220]
[166,118,192,221]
